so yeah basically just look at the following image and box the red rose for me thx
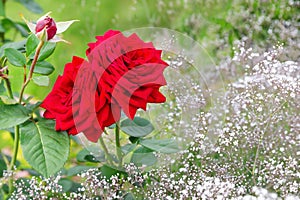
[42,30,168,142]
[41,56,84,134]
[35,16,57,40]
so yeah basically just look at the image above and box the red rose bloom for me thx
[41,56,84,134]
[41,30,168,142]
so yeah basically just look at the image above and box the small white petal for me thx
[27,22,36,33]
[56,20,79,34]
[49,35,70,44]
[20,14,36,33]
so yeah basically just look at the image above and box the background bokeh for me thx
[6,0,199,99]
[5,0,299,100]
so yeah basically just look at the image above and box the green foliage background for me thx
[4,0,299,99]
[5,0,175,99]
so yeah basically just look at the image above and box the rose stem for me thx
[99,135,114,166]
[18,40,44,104]
[4,78,13,99]
[8,126,20,194]
[115,121,123,168]
[8,40,44,195]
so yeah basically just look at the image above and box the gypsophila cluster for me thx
[10,174,63,200]
[139,43,299,198]
[74,168,122,199]
[193,45,299,196]
[236,187,300,200]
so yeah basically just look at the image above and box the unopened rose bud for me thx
[22,12,78,43]
[35,16,57,41]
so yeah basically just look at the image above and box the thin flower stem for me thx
[8,125,19,194]
[99,136,113,166]
[18,40,44,104]
[115,121,123,168]
[4,78,13,99]
[23,65,26,83]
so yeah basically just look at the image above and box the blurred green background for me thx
[5,0,298,100]
[6,0,156,99]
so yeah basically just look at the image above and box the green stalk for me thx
[4,78,13,99]
[115,121,123,168]
[18,40,44,103]
[99,136,113,166]
[8,125,19,194]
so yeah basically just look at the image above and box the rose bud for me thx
[35,16,57,41]
[22,12,78,43]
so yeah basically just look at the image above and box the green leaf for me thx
[15,0,43,14]
[0,104,30,130]
[100,164,125,178]
[28,41,56,61]
[26,34,39,56]
[0,95,18,104]
[131,146,157,167]
[66,166,95,177]
[121,117,154,138]
[76,148,104,163]
[121,143,137,155]
[0,0,5,16]
[30,61,55,75]
[1,18,15,32]
[20,119,70,178]
[0,80,5,94]
[38,42,56,61]
[32,76,49,86]
[0,18,28,37]
[124,193,136,200]
[25,101,41,112]
[0,40,26,57]
[4,48,26,67]
[15,22,29,37]
[58,178,74,192]
[140,138,180,154]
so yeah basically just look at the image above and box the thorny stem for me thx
[23,65,26,83]
[18,40,44,104]
[4,78,13,99]
[99,136,113,166]
[115,121,123,168]
[8,40,44,195]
